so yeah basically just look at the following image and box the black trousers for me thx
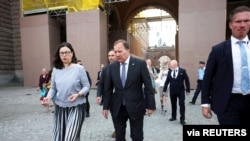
[170,91,185,121]
[84,93,90,114]
[217,94,250,125]
[112,105,144,141]
[191,80,202,103]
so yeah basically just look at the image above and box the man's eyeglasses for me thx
[60,51,71,56]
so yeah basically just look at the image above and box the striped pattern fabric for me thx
[52,103,85,141]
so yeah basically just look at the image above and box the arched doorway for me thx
[108,0,178,67]
[127,8,177,70]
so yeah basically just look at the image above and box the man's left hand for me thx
[146,109,155,116]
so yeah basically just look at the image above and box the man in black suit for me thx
[201,6,250,125]
[96,49,117,138]
[95,63,104,86]
[163,59,190,125]
[103,39,156,141]
[96,50,116,104]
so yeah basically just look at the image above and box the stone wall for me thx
[11,0,23,83]
[0,0,22,85]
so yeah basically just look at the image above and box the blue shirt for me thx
[198,67,205,80]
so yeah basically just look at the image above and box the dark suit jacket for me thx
[95,71,102,86]
[85,70,92,95]
[163,68,190,93]
[97,65,108,97]
[201,39,234,115]
[103,56,156,120]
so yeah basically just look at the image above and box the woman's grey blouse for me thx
[48,64,90,107]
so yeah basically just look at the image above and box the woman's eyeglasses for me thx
[60,51,71,56]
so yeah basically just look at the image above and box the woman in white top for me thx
[159,62,169,115]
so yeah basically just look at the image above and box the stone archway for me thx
[108,0,178,66]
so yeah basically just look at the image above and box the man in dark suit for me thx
[96,49,117,138]
[163,59,190,125]
[201,6,250,125]
[96,49,116,104]
[103,39,156,141]
[95,63,104,86]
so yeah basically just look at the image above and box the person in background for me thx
[45,69,52,93]
[41,42,90,140]
[103,39,156,141]
[77,59,92,118]
[95,63,105,87]
[96,50,116,104]
[158,62,169,115]
[37,68,48,92]
[45,69,55,113]
[201,6,250,125]
[163,60,190,125]
[189,61,205,105]
[146,59,158,94]
[96,49,117,138]
[154,65,160,74]
[38,68,49,111]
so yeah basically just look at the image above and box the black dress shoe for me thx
[169,118,176,121]
[111,131,116,138]
[189,101,195,105]
[180,121,186,125]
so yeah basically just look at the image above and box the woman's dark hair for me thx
[53,42,77,69]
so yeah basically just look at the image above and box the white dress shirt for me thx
[231,36,250,94]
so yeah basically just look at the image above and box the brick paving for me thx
[0,86,218,141]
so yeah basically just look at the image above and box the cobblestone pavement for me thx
[0,86,218,141]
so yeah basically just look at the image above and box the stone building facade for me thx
[0,0,249,88]
[0,0,22,85]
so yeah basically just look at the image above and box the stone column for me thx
[178,0,226,88]
[20,15,60,86]
[66,10,108,88]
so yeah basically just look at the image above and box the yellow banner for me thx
[22,0,104,13]
[82,0,104,11]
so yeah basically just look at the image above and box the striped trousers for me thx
[52,103,85,141]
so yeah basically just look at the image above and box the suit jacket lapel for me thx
[125,56,135,88]
[113,61,123,87]
[225,40,233,74]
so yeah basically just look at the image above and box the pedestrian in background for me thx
[158,62,169,115]
[95,63,105,87]
[37,68,48,93]
[189,61,205,105]
[146,58,158,94]
[163,59,190,125]
[96,49,117,138]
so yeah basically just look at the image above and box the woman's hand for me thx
[68,93,80,103]
[41,97,50,106]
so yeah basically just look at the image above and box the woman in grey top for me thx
[41,42,90,141]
